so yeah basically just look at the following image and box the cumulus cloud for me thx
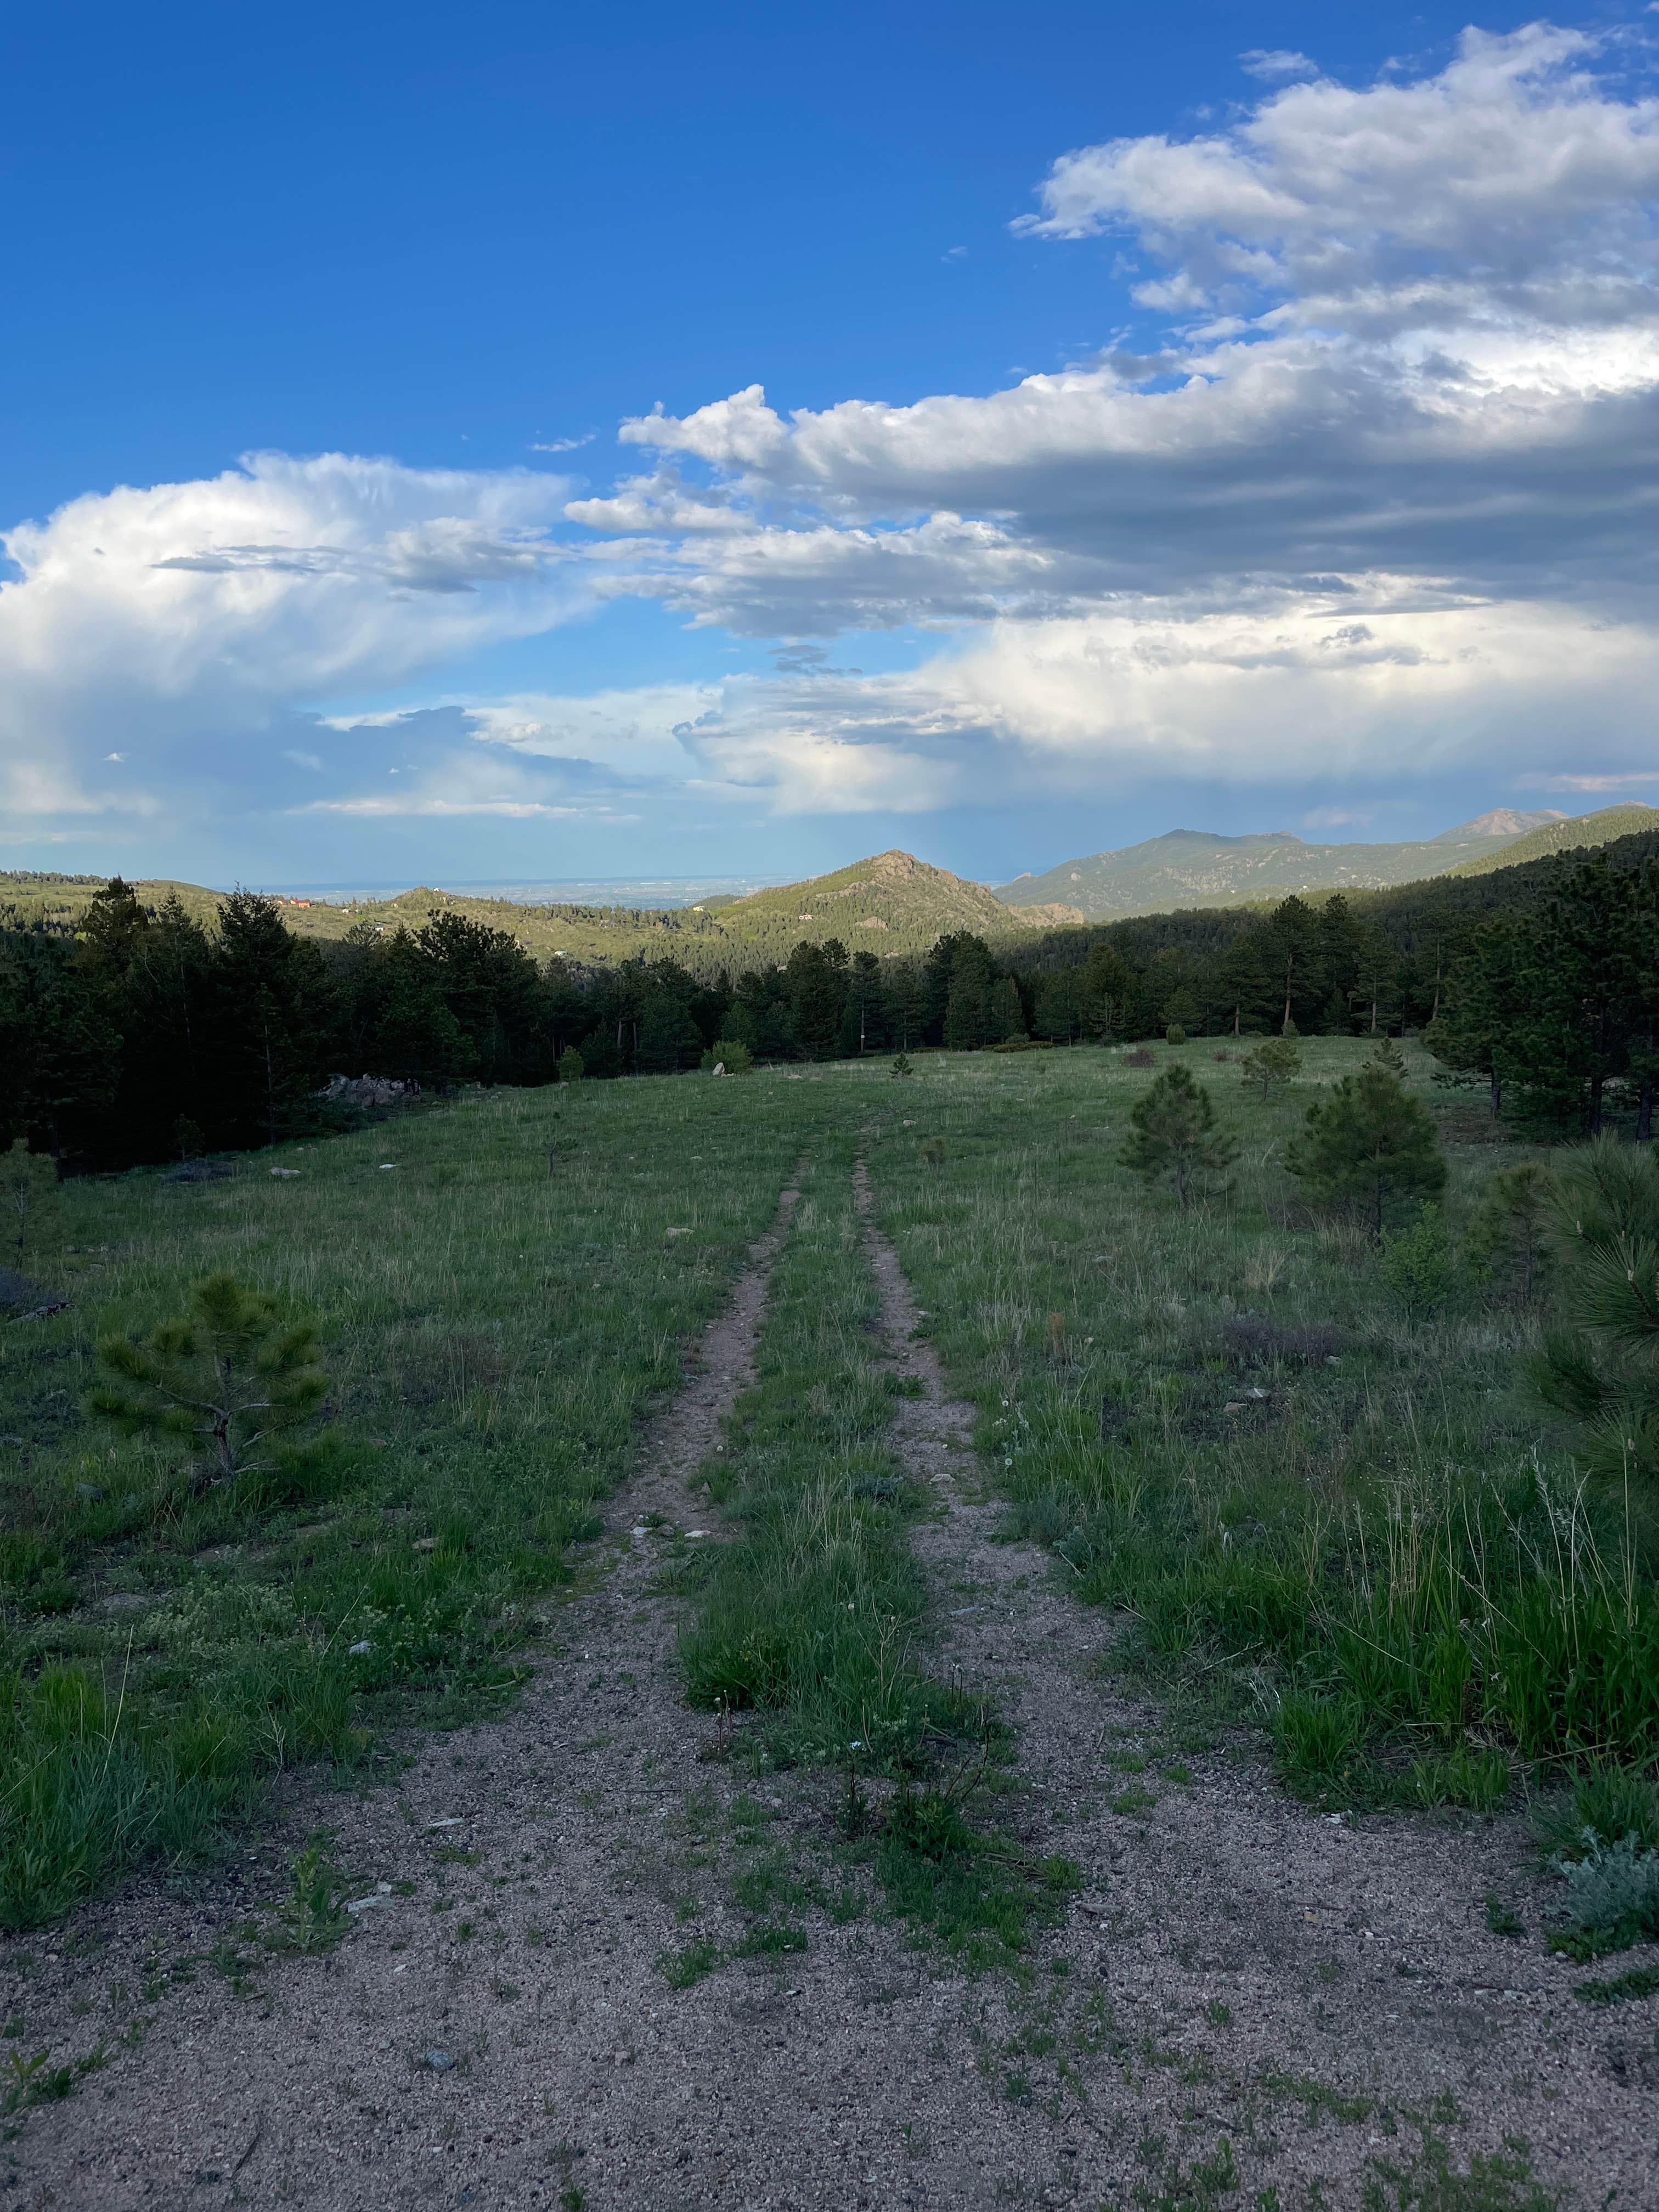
[603,26,1659,626]
[637,593,1659,815]
[0,452,580,818]
[10,23,1659,853]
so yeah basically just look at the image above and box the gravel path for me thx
[3,1167,1653,2210]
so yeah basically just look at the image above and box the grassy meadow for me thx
[2,1034,1653,1940]
[0,1074,843,1927]
[865,1037,1656,1816]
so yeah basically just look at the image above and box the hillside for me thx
[995,814,1564,920]
[0,849,1074,974]
[1442,803,1659,877]
[692,849,1079,959]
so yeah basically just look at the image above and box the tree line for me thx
[4,838,1656,1169]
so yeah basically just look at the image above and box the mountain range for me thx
[993,809,1593,921]
[7,804,1657,969]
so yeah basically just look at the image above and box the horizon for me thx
[5,797,1644,913]
[7,5,1659,882]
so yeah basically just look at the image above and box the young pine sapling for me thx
[89,1272,329,1493]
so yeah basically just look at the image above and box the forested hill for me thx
[1008,817,1659,978]
[1441,803,1659,877]
[0,850,1076,974]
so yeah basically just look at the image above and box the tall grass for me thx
[0,1075,841,1925]
[865,1037,1659,1806]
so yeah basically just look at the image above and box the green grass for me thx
[863,1037,1659,1803]
[679,1137,1076,1960]
[13,1034,1658,1943]
[0,1074,843,1926]
[679,1143,963,1765]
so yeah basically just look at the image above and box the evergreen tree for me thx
[1262,896,1326,1032]
[1286,1061,1445,1234]
[1081,941,1134,1042]
[1239,1035,1300,1097]
[991,975,1026,1042]
[1119,1065,1237,1212]
[1317,894,1364,1013]
[1425,919,1524,1121]
[89,1273,329,1494]
[1530,1140,1659,1486]
[1351,923,1402,1036]
[1466,1161,1550,1302]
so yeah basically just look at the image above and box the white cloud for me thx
[1239,50,1318,83]
[11,23,1659,853]
[0,452,582,816]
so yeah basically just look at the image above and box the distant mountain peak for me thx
[1432,808,1566,843]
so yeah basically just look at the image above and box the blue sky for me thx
[5,1,1659,887]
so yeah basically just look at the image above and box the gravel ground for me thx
[3,1166,1654,2210]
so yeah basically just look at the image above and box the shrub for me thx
[1550,1832,1659,1957]
[557,1047,584,1083]
[1119,1065,1237,1214]
[1286,1062,1445,1235]
[920,1137,947,1169]
[1165,1023,1187,1047]
[890,1054,913,1079]
[1379,1202,1454,1319]
[1220,1314,1344,1367]
[89,1273,329,1494]
[1124,1046,1155,1069]
[701,1038,754,1074]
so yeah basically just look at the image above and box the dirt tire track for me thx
[854,1159,1658,2210]
[7,1164,1653,2211]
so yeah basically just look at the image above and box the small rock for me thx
[76,1483,105,1502]
[346,1894,390,1915]
[427,1817,464,1830]
[685,1529,707,1540]
[269,1168,301,1178]
[378,1164,397,1171]
[423,2048,456,2072]
[348,1639,374,1656]
[0,1436,25,1447]
[414,1536,437,1551]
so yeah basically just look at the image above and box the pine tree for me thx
[1119,1065,1237,1212]
[1239,1035,1300,1097]
[89,1273,328,1493]
[1529,1141,1659,1485]
[1466,1161,1550,1302]
[1425,921,1523,1121]
[1286,1062,1445,1235]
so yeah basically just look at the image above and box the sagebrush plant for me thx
[1549,1831,1659,1957]
[89,1272,329,1492]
